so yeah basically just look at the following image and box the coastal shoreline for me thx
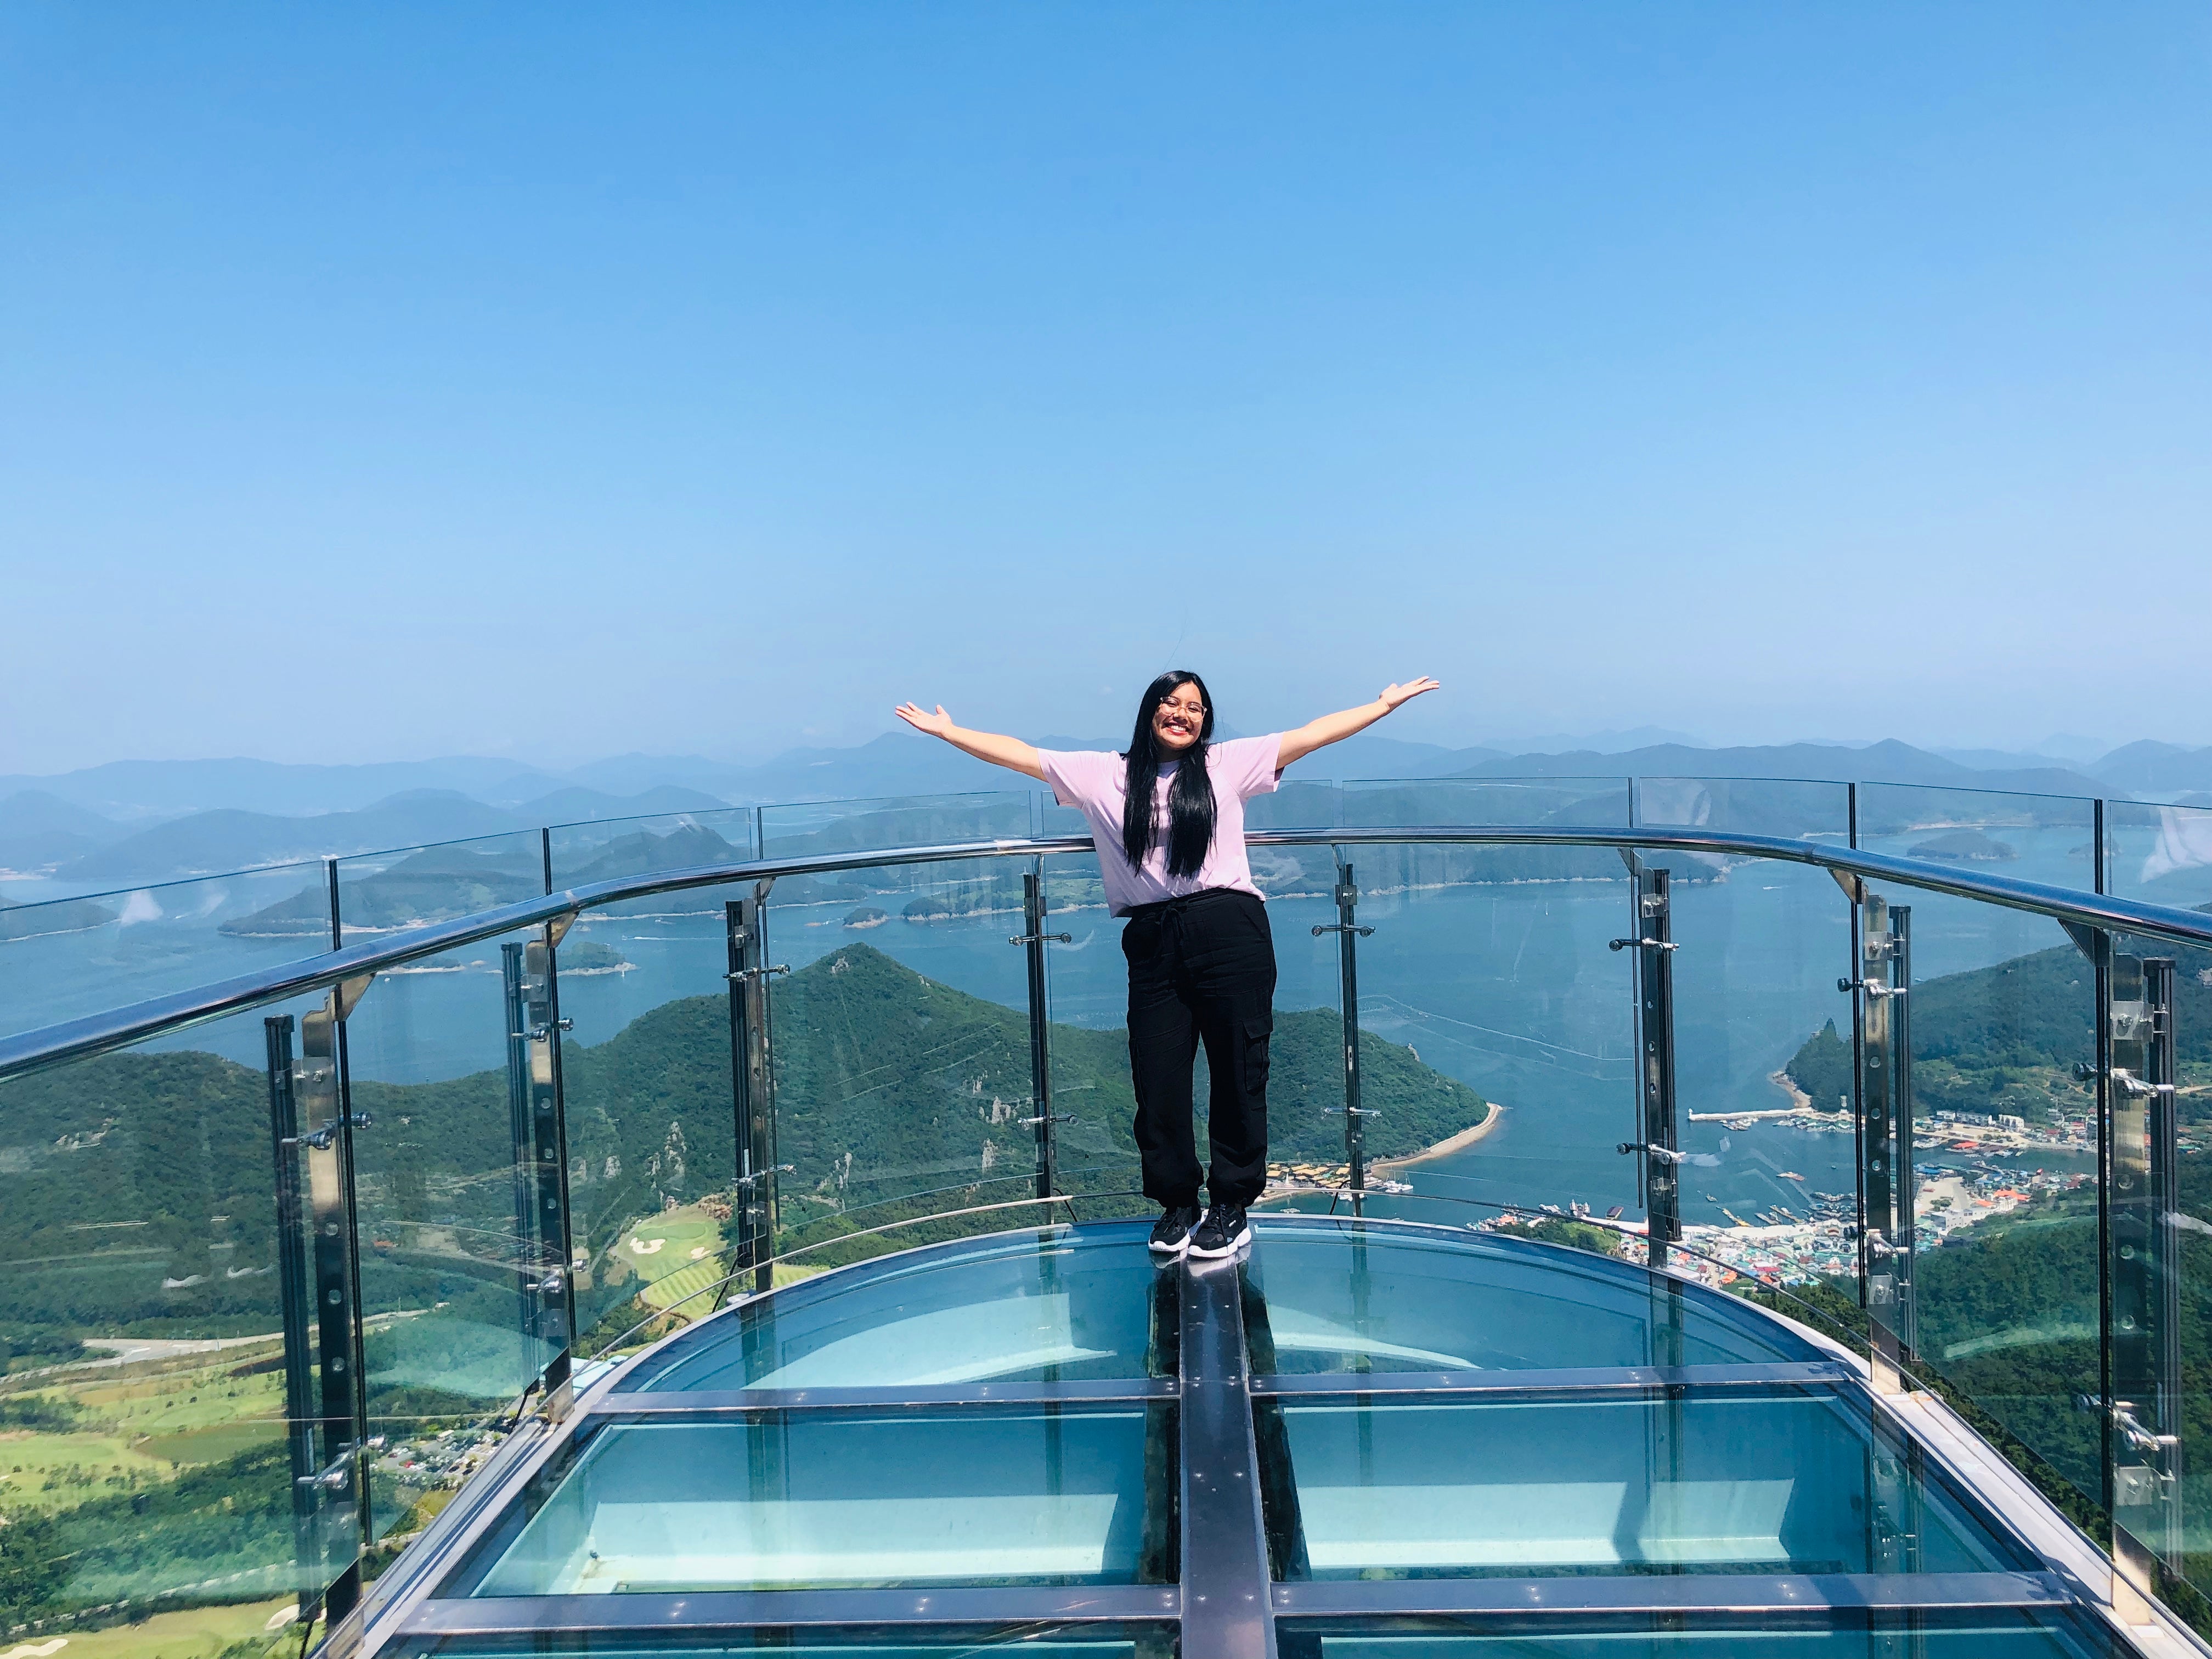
[1373,1100,1505,1171]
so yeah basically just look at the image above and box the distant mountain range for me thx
[1457,739,2113,800]
[4,732,2210,889]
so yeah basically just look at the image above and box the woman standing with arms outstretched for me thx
[895,672,1440,1259]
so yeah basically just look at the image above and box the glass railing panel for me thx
[0,860,334,1042]
[1882,885,2102,1509]
[2108,798,2212,913]
[757,792,1036,862]
[1039,850,1143,1209]
[2104,928,2210,1601]
[1341,775,1630,831]
[1258,1386,2032,1581]
[0,997,362,1626]
[1310,833,1634,1243]
[1246,777,1341,831]
[1272,1609,2128,1657]
[617,1223,1175,1390]
[443,1403,1177,1595]
[342,924,566,1520]
[1635,775,1852,843]
[768,855,1062,1258]
[548,875,761,1359]
[544,807,758,898]
[1858,783,2096,890]
[1661,850,1858,1310]
[333,832,545,946]
[1243,1218,1821,1373]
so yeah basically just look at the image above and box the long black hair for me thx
[1121,670,1217,878]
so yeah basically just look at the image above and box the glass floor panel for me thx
[1259,1389,2031,1579]
[446,1406,1177,1595]
[1243,1220,1821,1374]
[378,1223,2165,1659]
[619,1225,1175,1390]
[1274,1608,2127,1657]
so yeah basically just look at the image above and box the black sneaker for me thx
[1187,1203,1251,1259]
[1149,1205,1200,1255]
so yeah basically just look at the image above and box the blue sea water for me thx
[3,830,2105,1234]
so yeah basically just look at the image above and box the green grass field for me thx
[0,1426,173,1511]
[616,1205,730,1319]
[21,1594,302,1659]
[0,1345,295,1511]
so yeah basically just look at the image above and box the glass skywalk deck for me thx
[5,786,2212,1659]
[358,1217,2158,1657]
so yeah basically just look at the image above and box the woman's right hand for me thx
[895,704,1046,780]
[894,702,956,739]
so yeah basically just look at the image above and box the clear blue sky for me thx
[4,4,2207,773]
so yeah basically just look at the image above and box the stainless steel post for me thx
[1013,868,1067,1201]
[2107,949,2183,1593]
[1313,862,1375,1215]
[1613,866,1679,1269]
[726,894,787,1296]
[1853,898,1914,1389]
[298,992,364,1618]
[505,939,574,1412]
[264,1016,321,1622]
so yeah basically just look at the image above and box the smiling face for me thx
[1151,681,1207,753]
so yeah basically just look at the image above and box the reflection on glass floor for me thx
[1242,1222,1819,1374]
[454,1408,1175,1594]
[1263,1390,2021,1578]
[365,1217,2165,1659]
[620,1227,1176,1391]
[1274,1609,2132,1657]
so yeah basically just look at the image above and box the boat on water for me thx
[1777,1171,1804,1181]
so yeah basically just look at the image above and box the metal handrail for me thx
[4,823,2208,1084]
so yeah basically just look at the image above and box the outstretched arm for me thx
[1278,678,1441,770]
[894,703,1048,782]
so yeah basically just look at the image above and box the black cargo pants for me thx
[1121,887,1277,1208]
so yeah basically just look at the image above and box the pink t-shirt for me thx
[1037,736,1285,915]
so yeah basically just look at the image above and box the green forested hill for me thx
[0,943,1485,1347]
[0,1052,286,1333]
[1785,940,2212,1120]
[1774,935,2212,1531]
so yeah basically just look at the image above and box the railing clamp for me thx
[296,1455,354,1493]
[1839,977,1905,998]
[1328,1106,1381,1118]
[2112,1402,2180,1458]
[284,1111,373,1151]
[1312,923,1374,938]
[727,965,791,983]
[2075,1060,2173,1099]
[736,1164,795,1188]
[1618,1141,1684,1165]
[1610,937,1679,953]
[523,1018,574,1041]
[1018,1113,1075,1127]
[1008,932,1072,946]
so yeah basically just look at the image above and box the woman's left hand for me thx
[1379,676,1441,710]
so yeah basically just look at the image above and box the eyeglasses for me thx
[1156,698,1207,719]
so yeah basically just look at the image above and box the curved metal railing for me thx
[3,822,2209,1082]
